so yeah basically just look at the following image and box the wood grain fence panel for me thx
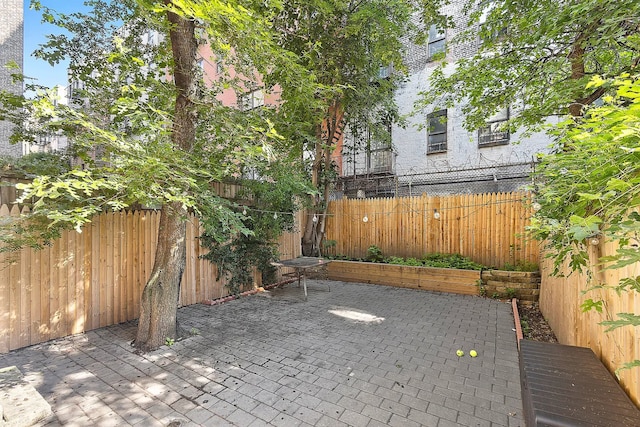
[188,217,198,305]
[116,212,125,324]
[65,229,76,337]
[324,192,538,268]
[143,212,151,289]
[88,219,99,331]
[193,218,202,304]
[56,230,68,340]
[8,206,21,350]
[494,193,503,266]
[53,236,63,339]
[133,211,142,317]
[18,219,31,348]
[27,227,42,345]
[98,214,108,328]
[0,206,12,352]
[105,214,115,327]
[71,228,83,335]
[125,211,134,319]
[540,241,640,406]
[111,213,120,324]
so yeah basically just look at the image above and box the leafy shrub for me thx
[421,253,484,270]
[366,245,384,263]
[384,256,406,265]
[15,152,71,176]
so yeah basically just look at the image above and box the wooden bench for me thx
[519,340,640,426]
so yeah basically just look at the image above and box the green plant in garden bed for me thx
[366,245,384,263]
[501,261,539,272]
[421,253,485,270]
[329,249,488,270]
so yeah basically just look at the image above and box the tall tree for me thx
[270,0,424,256]
[135,3,197,351]
[1,0,313,352]
[419,0,640,131]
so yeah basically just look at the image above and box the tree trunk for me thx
[302,101,343,256]
[134,4,197,352]
[134,203,187,352]
[301,124,325,256]
[567,27,604,117]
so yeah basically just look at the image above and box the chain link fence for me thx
[334,161,536,199]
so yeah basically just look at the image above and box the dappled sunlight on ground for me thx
[328,306,385,324]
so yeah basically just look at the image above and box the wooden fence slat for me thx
[19,233,31,348]
[126,211,134,320]
[0,255,10,353]
[115,212,123,324]
[66,230,76,336]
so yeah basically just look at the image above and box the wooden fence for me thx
[0,205,302,353]
[0,176,29,206]
[324,192,538,268]
[540,242,640,406]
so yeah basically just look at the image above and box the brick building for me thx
[0,0,24,157]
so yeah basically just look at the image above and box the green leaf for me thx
[601,313,640,332]
[615,360,640,377]
[581,299,603,313]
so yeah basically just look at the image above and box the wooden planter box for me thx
[326,260,481,296]
[481,270,541,304]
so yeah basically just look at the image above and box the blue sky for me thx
[23,0,90,89]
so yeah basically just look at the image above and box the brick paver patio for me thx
[0,280,524,426]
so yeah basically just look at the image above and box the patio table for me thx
[271,257,332,299]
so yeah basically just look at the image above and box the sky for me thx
[23,0,90,89]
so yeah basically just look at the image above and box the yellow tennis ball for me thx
[469,350,478,357]
[456,349,464,357]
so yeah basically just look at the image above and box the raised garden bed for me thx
[481,270,541,304]
[326,260,481,295]
[325,260,541,300]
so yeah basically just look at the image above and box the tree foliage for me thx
[1,0,318,351]
[200,165,309,293]
[420,0,640,131]
[271,0,426,255]
[531,73,640,373]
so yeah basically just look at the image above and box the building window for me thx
[478,108,509,147]
[197,58,205,70]
[239,89,264,110]
[146,31,157,46]
[368,120,393,174]
[428,24,446,60]
[427,110,447,154]
[216,60,223,74]
[378,64,393,79]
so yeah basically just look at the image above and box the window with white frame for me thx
[427,110,447,154]
[239,89,264,110]
[478,108,509,146]
[428,24,446,60]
